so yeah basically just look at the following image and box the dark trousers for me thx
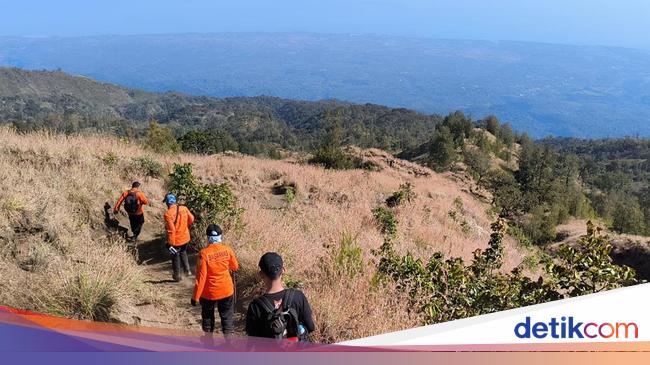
[200,295,235,334]
[128,214,144,239]
[171,243,191,281]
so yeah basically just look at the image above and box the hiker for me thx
[191,224,239,335]
[113,181,149,241]
[245,252,315,341]
[163,193,195,281]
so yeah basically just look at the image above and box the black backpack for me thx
[123,191,139,214]
[256,289,303,340]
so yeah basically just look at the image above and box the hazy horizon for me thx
[1,0,649,50]
[3,31,650,53]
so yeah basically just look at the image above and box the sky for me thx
[0,0,649,49]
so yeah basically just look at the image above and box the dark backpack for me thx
[256,289,303,340]
[123,191,139,214]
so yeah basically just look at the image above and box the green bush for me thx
[507,224,534,248]
[145,121,181,154]
[448,197,471,234]
[130,156,164,178]
[545,221,637,295]
[376,219,637,325]
[178,130,239,155]
[386,182,415,208]
[284,186,296,204]
[102,152,118,168]
[323,232,364,279]
[611,197,646,235]
[168,163,243,234]
[309,147,361,170]
[372,206,398,238]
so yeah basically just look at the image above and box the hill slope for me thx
[2,33,650,137]
[0,67,440,152]
[0,127,529,342]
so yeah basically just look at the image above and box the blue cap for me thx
[164,193,177,204]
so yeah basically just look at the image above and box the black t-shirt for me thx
[245,289,315,338]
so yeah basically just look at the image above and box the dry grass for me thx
[0,126,529,342]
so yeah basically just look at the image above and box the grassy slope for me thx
[0,127,529,342]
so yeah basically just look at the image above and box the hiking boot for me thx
[185,270,193,277]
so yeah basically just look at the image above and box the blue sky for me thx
[1,0,649,49]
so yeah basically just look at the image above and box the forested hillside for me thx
[402,114,650,243]
[0,67,440,154]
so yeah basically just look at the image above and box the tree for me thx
[498,123,515,148]
[429,126,458,172]
[485,115,500,136]
[145,121,180,154]
[485,169,524,217]
[442,111,473,148]
[178,130,239,155]
[612,196,646,235]
[463,147,491,186]
[309,110,360,169]
[640,187,650,235]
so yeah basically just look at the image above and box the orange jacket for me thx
[114,188,149,216]
[164,204,195,246]
[193,243,239,301]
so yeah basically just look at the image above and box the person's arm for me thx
[164,211,175,245]
[299,292,316,333]
[138,191,149,206]
[186,208,195,226]
[245,303,261,337]
[192,252,207,301]
[229,247,239,272]
[113,191,126,212]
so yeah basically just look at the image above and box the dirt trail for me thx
[109,212,248,335]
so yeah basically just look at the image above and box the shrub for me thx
[284,186,296,204]
[272,181,297,204]
[544,221,638,296]
[322,232,364,279]
[145,121,180,154]
[101,152,118,168]
[178,130,239,155]
[309,147,361,170]
[130,156,164,178]
[372,206,398,238]
[386,182,415,208]
[611,197,646,235]
[507,224,534,248]
[376,218,637,325]
[168,163,243,234]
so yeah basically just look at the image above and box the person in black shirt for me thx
[245,252,315,340]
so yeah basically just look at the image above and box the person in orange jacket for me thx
[114,181,149,241]
[191,224,239,334]
[163,193,195,282]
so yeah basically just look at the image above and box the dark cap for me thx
[132,181,141,188]
[259,252,283,279]
[206,224,222,236]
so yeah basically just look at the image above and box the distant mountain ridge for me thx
[1,33,649,137]
[0,67,441,152]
